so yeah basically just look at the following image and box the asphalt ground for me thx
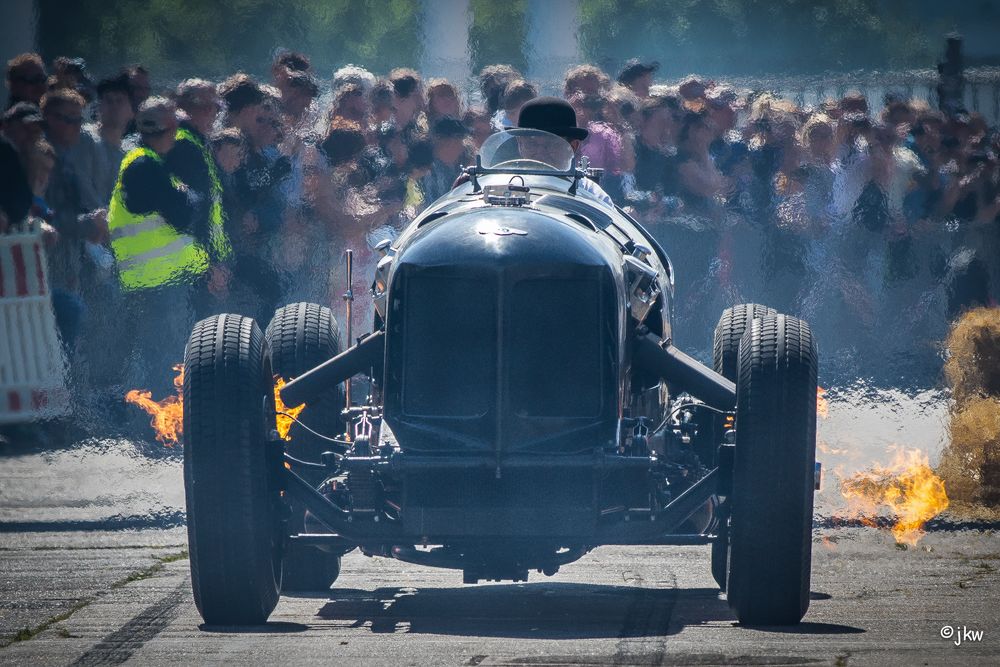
[1,525,997,666]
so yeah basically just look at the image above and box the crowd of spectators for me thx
[3,50,999,407]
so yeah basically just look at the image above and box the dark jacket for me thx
[0,136,32,226]
[121,149,195,235]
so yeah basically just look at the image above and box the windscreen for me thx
[478,128,576,172]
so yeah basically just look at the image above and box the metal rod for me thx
[343,248,354,440]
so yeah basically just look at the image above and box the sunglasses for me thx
[256,116,281,128]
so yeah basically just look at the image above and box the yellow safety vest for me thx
[107,147,209,291]
[175,127,231,260]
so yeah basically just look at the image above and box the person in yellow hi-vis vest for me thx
[107,97,206,396]
[168,79,232,318]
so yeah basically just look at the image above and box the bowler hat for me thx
[517,96,588,141]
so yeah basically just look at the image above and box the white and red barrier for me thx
[0,224,69,424]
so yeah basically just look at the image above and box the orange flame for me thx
[840,447,949,545]
[127,365,304,445]
[817,386,829,419]
[125,364,184,446]
[274,377,305,441]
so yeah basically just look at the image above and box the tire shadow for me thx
[316,582,732,639]
[199,621,308,634]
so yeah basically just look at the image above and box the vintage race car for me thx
[181,128,819,627]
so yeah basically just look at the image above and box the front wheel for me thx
[183,314,282,625]
[726,313,818,625]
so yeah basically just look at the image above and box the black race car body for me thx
[184,129,819,626]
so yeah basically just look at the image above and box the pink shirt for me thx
[580,121,623,174]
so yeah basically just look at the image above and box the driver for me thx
[516,96,613,206]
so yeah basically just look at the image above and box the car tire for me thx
[713,303,777,381]
[727,313,817,625]
[266,302,344,592]
[266,302,344,453]
[710,304,774,592]
[183,314,282,625]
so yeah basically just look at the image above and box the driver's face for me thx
[516,134,573,168]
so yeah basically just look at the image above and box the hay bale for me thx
[944,307,1000,403]
[942,308,1000,508]
[940,397,1000,506]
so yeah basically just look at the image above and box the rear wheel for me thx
[713,303,777,381]
[183,314,281,625]
[710,304,774,591]
[266,302,345,592]
[727,313,818,625]
[266,302,344,453]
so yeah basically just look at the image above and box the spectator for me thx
[422,117,469,204]
[839,92,869,117]
[25,139,56,220]
[426,78,461,124]
[462,108,492,150]
[314,120,369,254]
[170,78,230,280]
[331,83,368,126]
[333,64,377,94]
[1,102,45,161]
[109,97,203,394]
[632,95,681,200]
[498,79,537,129]
[42,87,105,214]
[282,70,319,126]
[220,73,265,129]
[40,88,107,317]
[360,122,407,183]
[478,64,521,118]
[51,57,95,103]
[278,71,321,211]
[617,59,658,99]
[223,79,289,322]
[389,68,426,140]
[5,53,47,109]
[678,77,709,110]
[564,64,610,98]
[210,128,247,223]
[271,50,311,99]
[230,86,288,236]
[676,109,728,209]
[369,81,395,127]
[87,73,134,201]
[569,92,623,175]
[126,65,151,114]
[0,131,32,230]
[404,138,434,211]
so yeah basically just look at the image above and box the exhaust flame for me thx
[840,447,949,545]
[817,386,829,419]
[127,366,304,445]
[125,364,184,446]
[274,377,305,441]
